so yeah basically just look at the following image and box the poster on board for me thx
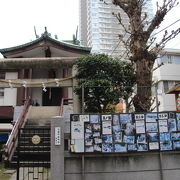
[136,120,145,134]
[71,121,84,139]
[102,121,112,134]
[159,120,168,133]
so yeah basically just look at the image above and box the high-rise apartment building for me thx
[79,0,153,57]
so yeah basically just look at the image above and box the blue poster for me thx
[114,144,127,152]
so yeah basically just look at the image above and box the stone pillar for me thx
[72,65,81,113]
[51,117,64,180]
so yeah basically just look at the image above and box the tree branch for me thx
[146,0,179,38]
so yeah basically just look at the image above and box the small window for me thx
[163,81,169,92]
[160,55,172,64]
[172,56,180,64]
[163,81,175,92]
[0,88,4,97]
[0,72,5,79]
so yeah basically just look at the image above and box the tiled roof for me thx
[0,30,91,53]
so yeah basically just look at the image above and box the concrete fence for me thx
[51,117,180,180]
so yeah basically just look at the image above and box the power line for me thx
[111,19,180,56]
[152,19,180,36]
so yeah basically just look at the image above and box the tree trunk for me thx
[133,58,153,112]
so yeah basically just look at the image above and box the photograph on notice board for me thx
[160,141,172,151]
[102,114,112,121]
[124,122,135,136]
[120,114,132,124]
[102,135,113,144]
[136,120,145,134]
[71,121,84,139]
[102,121,112,134]
[85,139,93,146]
[158,120,168,133]
[102,143,113,152]
[173,141,180,150]
[137,144,148,151]
[74,139,84,152]
[114,143,127,152]
[160,133,171,141]
[79,115,89,122]
[94,137,102,144]
[177,113,180,120]
[158,113,168,119]
[94,145,102,152]
[137,134,147,144]
[90,115,100,123]
[113,125,121,134]
[85,146,94,152]
[85,124,92,133]
[93,132,101,137]
[146,122,158,133]
[114,133,123,143]
[85,133,93,139]
[177,120,180,131]
[123,135,135,144]
[112,114,120,125]
[168,119,177,132]
[147,133,159,142]
[71,114,79,121]
[149,142,159,150]
[169,112,176,119]
[134,114,145,121]
[146,113,158,122]
[92,124,101,131]
[171,132,180,140]
[128,144,137,151]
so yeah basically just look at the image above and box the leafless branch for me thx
[112,12,131,34]
[153,28,180,54]
[152,62,164,72]
[146,0,179,38]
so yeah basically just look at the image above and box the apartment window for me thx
[172,56,180,64]
[160,55,171,64]
[0,88,4,97]
[0,72,5,79]
[163,82,169,93]
[161,55,180,64]
[163,81,175,93]
[92,13,97,17]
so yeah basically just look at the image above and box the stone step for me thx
[27,106,60,119]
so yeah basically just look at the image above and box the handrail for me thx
[4,99,31,162]
[59,98,73,116]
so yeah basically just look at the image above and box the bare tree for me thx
[112,0,180,112]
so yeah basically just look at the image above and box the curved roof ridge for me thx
[0,32,91,53]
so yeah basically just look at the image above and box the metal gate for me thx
[16,128,50,180]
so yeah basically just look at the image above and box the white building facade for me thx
[153,49,180,112]
[79,0,154,57]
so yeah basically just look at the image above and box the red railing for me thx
[4,99,31,162]
[59,98,73,116]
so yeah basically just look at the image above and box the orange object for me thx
[116,102,123,113]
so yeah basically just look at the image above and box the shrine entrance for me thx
[42,87,62,106]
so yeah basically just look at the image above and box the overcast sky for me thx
[0,0,79,49]
[0,0,180,54]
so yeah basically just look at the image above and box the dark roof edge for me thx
[0,34,91,53]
